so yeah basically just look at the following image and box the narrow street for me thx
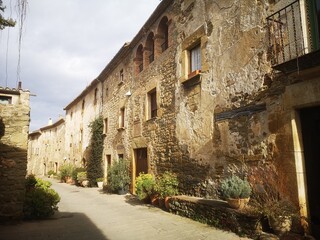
[0,179,251,240]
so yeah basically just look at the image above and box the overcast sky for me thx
[0,0,160,131]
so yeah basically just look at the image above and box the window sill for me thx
[181,70,201,87]
[146,117,157,123]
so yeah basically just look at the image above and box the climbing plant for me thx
[87,116,104,186]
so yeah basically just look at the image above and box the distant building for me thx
[27,117,65,175]
[28,0,320,236]
[0,86,30,222]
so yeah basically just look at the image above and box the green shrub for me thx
[96,177,104,182]
[47,170,56,177]
[107,159,130,192]
[220,175,251,199]
[154,171,179,199]
[77,171,87,183]
[135,173,156,200]
[72,167,86,183]
[58,163,75,182]
[23,175,60,219]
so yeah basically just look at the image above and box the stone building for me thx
[0,86,30,222]
[63,79,103,167]
[28,117,65,175]
[27,0,320,236]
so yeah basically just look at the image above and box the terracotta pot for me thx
[227,197,250,210]
[268,215,292,236]
[150,194,159,206]
[164,196,171,210]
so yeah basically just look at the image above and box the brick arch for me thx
[155,16,169,55]
[135,44,144,74]
[145,32,155,65]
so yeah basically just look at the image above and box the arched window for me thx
[145,32,155,64]
[135,44,144,74]
[157,16,169,53]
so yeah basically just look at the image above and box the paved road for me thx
[0,179,251,240]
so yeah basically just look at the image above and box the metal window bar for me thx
[161,40,168,52]
[139,63,143,72]
[267,0,305,66]
[149,53,154,63]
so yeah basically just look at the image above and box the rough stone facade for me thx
[27,118,65,175]
[27,0,320,236]
[0,87,30,222]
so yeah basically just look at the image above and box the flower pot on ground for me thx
[96,178,104,189]
[135,173,156,203]
[77,171,88,187]
[220,175,251,210]
[154,171,179,209]
[265,199,297,236]
[107,158,130,194]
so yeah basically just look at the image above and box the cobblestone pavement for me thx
[0,179,252,240]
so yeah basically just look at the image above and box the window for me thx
[104,118,108,134]
[135,44,144,74]
[118,154,124,160]
[119,69,124,83]
[106,155,111,168]
[157,16,169,53]
[81,99,85,116]
[0,95,12,104]
[190,44,201,74]
[180,25,206,84]
[94,88,98,105]
[106,87,109,98]
[119,107,125,128]
[146,32,155,64]
[147,88,157,119]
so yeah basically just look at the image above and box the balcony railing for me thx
[267,0,305,67]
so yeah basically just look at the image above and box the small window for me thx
[120,69,124,83]
[106,87,109,98]
[81,99,85,115]
[147,88,157,119]
[119,107,125,128]
[190,44,201,73]
[106,155,111,168]
[0,95,12,104]
[104,118,108,134]
[94,88,98,105]
[118,154,124,160]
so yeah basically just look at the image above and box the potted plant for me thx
[135,173,156,203]
[107,159,131,194]
[154,171,179,209]
[77,171,89,187]
[220,175,251,209]
[264,199,298,236]
[96,177,104,189]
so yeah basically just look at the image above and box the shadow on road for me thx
[0,211,108,240]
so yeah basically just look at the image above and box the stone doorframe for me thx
[285,76,320,226]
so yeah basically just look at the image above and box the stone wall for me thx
[27,118,65,175]
[0,88,30,222]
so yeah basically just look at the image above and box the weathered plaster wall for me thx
[0,89,30,222]
[64,82,102,166]
[27,118,65,175]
